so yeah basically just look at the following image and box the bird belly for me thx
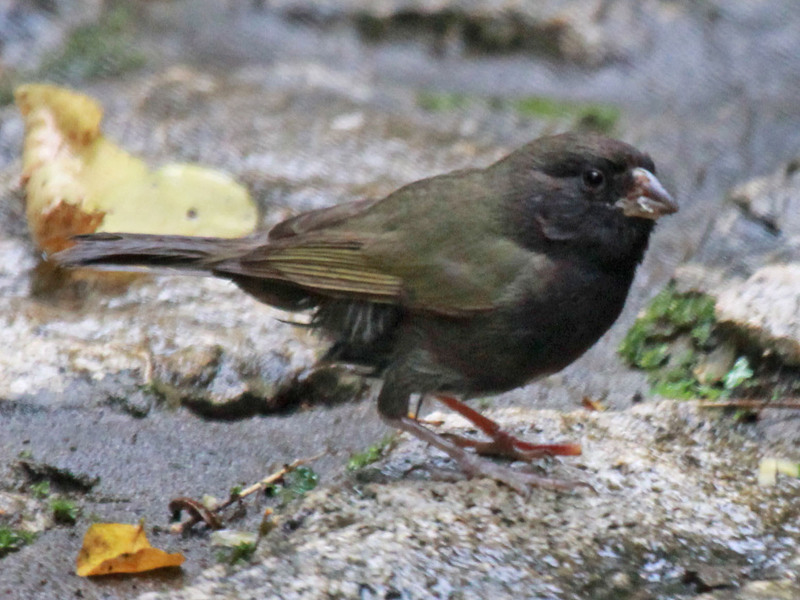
[416,269,633,395]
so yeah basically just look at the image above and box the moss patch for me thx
[417,91,471,112]
[512,97,620,133]
[619,283,753,400]
[265,466,319,506]
[50,497,80,525]
[40,6,145,81]
[0,527,36,559]
[347,434,398,471]
[216,540,258,566]
[417,91,619,134]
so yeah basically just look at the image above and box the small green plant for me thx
[723,357,754,391]
[281,466,318,500]
[620,283,753,400]
[216,540,257,566]
[50,498,79,525]
[265,467,319,505]
[228,484,244,501]
[347,434,397,471]
[30,481,50,499]
[0,527,36,558]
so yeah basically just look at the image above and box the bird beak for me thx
[615,168,678,220]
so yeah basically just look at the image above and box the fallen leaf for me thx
[76,523,184,576]
[757,457,800,487]
[581,396,606,411]
[15,83,258,255]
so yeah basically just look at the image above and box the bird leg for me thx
[385,415,586,495]
[434,395,581,461]
[408,394,444,426]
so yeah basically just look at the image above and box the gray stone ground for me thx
[0,1,799,598]
[134,402,800,600]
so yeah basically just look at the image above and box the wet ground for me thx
[0,1,799,598]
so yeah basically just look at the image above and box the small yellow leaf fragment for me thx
[758,459,777,487]
[76,523,185,577]
[776,459,800,478]
[758,457,800,487]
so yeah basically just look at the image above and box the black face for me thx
[498,133,666,271]
[533,134,657,210]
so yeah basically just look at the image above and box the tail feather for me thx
[50,232,250,272]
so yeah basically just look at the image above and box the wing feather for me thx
[216,168,533,315]
[215,236,404,302]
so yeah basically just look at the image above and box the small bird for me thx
[53,133,677,494]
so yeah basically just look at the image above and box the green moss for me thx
[512,96,566,119]
[284,466,318,496]
[50,498,79,525]
[513,97,620,134]
[31,481,50,499]
[619,283,716,368]
[264,466,319,505]
[216,541,257,566]
[723,357,754,391]
[228,484,244,501]
[40,6,145,81]
[0,527,37,558]
[347,434,397,471]
[619,283,752,400]
[416,91,619,133]
[417,91,471,112]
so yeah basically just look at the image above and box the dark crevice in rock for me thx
[179,365,371,420]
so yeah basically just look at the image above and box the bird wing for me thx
[218,169,533,316]
[267,197,381,240]
[227,234,405,301]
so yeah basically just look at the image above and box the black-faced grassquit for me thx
[54,132,677,493]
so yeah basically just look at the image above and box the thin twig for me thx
[169,452,326,534]
[698,399,800,410]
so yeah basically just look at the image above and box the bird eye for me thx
[582,168,605,190]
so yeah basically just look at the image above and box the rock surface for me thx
[136,403,800,600]
[1,1,799,599]
[716,264,800,366]
[677,161,800,366]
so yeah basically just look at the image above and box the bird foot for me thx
[388,415,590,495]
[434,395,581,461]
[442,430,581,461]
[456,453,593,495]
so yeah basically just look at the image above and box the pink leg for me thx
[386,415,589,495]
[435,395,581,460]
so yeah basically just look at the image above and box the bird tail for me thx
[50,232,248,274]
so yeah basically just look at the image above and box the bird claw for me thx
[432,395,581,462]
[442,430,582,462]
[390,415,591,496]
[455,451,592,496]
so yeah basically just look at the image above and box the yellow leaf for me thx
[15,83,257,255]
[76,523,185,577]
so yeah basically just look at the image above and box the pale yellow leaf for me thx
[15,83,257,255]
